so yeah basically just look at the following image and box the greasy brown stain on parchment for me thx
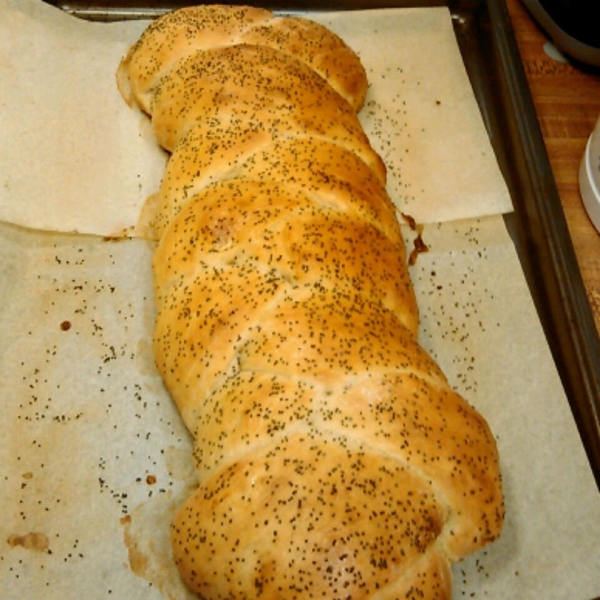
[7,531,49,552]
[121,459,198,600]
[401,212,429,266]
[123,525,150,578]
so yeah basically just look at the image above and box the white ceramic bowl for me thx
[579,115,600,234]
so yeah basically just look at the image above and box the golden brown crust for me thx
[146,130,390,242]
[151,180,421,427]
[240,14,369,110]
[118,5,504,598]
[148,44,381,171]
[171,434,451,599]
[118,4,368,113]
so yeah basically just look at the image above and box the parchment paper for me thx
[1,1,598,599]
[0,0,166,236]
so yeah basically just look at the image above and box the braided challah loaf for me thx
[117,5,504,598]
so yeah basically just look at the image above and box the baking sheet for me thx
[1,0,600,598]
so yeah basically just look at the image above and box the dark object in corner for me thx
[521,0,600,67]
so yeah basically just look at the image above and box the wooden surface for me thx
[505,0,600,337]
